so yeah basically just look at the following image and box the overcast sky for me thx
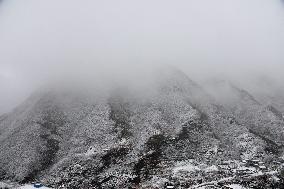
[0,0,284,114]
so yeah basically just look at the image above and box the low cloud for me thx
[0,0,284,114]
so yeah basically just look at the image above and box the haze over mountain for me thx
[0,0,284,114]
[1,0,284,188]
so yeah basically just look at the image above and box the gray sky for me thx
[0,0,284,114]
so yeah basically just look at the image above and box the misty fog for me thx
[0,0,284,114]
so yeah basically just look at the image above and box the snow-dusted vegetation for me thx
[0,68,284,188]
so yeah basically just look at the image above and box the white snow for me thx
[166,186,174,189]
[238,166,256,172]
[219,176,235,182]
[173,161,200,174]
[0,181,13,188]
[16,185,52,189]
[225,184,246,189]
[85,147,96,156]
[204,165,219,173]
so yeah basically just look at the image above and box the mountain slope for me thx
[204,80,284,155]
[0,68,282,188]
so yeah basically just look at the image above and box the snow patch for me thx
[204,165,219,173]
[225,184,246,189]
[173,161,200,174]
[16,185,52,189]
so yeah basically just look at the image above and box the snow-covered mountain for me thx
[0,68,283,188]
[204,79,284,152]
